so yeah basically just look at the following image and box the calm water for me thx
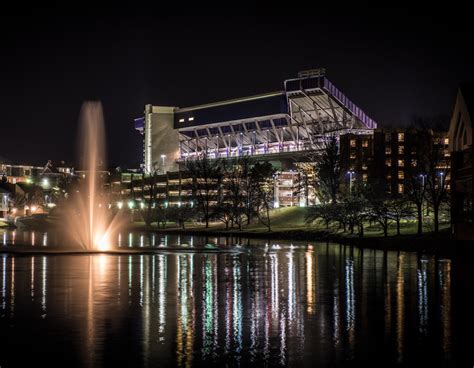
[0,230,472,367]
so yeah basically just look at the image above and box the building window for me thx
[350,152,356,159]
[398,183,404,193]
[363,173,368,182]
[398,170,404,179]
[385,159,391,167]
[362,140,369,148]
[411,159,417,167]
[179,118,185,123]
[398,145,404,154]
[362,164,368,171]
[444,137,449,145]
[350,139,356,147]
[398,132,405,142]
[385,147,392,155]
[398,159,404,167]
[385,133,391,142]
[386,174,392,180]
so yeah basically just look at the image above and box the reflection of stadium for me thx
[135,69,377,206]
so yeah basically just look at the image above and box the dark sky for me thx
[1,6,473,168]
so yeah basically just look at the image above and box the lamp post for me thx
[347,170,355,195]
[419,174,427,216]
[160,154,166,173]
[419,173,426,187]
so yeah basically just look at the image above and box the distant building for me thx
[0,163,43,184]
[0,160,75,217]
[340,128,449,196]
[449,84,474,240]
[0,161,74,187]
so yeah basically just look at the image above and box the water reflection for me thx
[0,240,461,367]
[438,259,452,359]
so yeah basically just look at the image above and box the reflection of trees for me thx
[176,254,195,367]
[417,259,429,336]
[396,253,405,363]
[0,246,456,366]
[438,260,452,358]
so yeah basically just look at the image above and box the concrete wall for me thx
[144,105,180,174]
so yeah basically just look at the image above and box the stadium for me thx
[134,69,378,206]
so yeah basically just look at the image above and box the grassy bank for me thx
[8,207,467,256]
[129,207,462,256]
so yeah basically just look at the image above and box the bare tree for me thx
[222,157,253,229]
[407,115,450,234]
[186,155,223,228]
[405,129,431,236]
[251,162,275,231]
[388,197,412,236]
[214,203,234,230]
[315,136,341,204]
[305,203,337,229]
[425,144,450,233]
[131,171,159,227]
[363,181,392,237]
[166,205,196,229]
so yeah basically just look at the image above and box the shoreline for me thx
[130,225,471,257]
[2,223,471,257]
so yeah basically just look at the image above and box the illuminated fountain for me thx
[65,102,124,251]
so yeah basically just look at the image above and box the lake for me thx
[0,230,471,367]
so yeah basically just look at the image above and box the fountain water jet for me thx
[65,102,124,251]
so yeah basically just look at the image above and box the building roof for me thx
[460,83,474,119]
[174,92,287,129]
[449,83,474,152]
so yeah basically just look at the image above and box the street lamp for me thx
[419,173,426,187]
[160,154,166,173]
[347,170,355,195]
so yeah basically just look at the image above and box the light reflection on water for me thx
[0,230,465,367]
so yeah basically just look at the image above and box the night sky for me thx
[1,6,473,168]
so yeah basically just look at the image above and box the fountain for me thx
[1,101,246,253]
[65,102,124,251]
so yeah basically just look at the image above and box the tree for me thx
[363,181,392,237]
[388,197,412,236]
[305,203,337,229]
[314,136,341,204]
[156,205,168,229]
[294,162,314,207]
[222,157,253,229]
[131,171,160,227]
[425,143,450,233]
[167,205,196,229]
[341,196,368,237]
[186,155,223,228]
[214,203,235,230]
[406,116,450,234]
[250,162,275,231]
[405,129,431,236]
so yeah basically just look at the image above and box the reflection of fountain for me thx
[65,102,124,251]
